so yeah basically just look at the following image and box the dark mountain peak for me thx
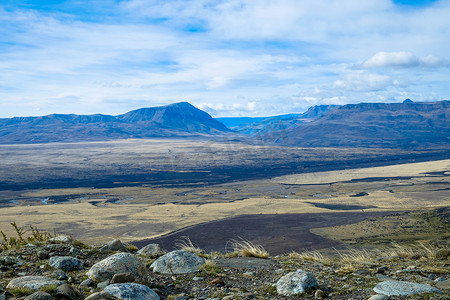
[299,104,340,119]
[403,98,413,103]
[0,102,229,144]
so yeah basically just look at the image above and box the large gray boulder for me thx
[104,283,160,300]
[150,250,205,274]
[276,269,318,296]
[87,253,147,282]
[137,244,165,258]
[6,276,63,291]
[24,291,55,300]
[373,280,441,296]
[49,256,83,271]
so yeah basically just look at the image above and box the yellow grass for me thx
[228,238,269,258]
[0,159,448,245]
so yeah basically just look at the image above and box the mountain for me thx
[271,101,450,149]
[0,102,230,144]
[218,105,339,136]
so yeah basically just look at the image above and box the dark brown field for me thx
[133,211,398,255]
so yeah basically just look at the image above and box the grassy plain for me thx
[0,138,448,247]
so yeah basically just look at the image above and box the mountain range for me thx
[0,102,229,144]
[0,100,448,149]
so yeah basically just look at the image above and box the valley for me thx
[0,138,448,253]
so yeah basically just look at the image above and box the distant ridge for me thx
[273,100,450,149]
[0,102,229,144]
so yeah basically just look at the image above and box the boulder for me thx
[55,283,78,300]
[49,256,83,271]
[276,269,318,296]
[24,291,55,300]
[86,253,147,282]
[6,276,63,291]
[373,280,441,296]
[48,236,72,244]
[150,250,205,274]
[111,272,135,284]
[99,239,128,253]
[137,244,165,257]
[85,291,118,300]
[104,283,160,300]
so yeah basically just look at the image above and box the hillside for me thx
[264,101,450,149]
[0,102,229,144]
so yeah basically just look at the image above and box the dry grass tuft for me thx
[174,236,203,254]
[228,238,269,259]
[294,250,326,262]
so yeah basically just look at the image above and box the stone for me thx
[373,280,442,296]
[104,283,160,300]
[314,289,324,299]
[87,252,147,282]
[49,236,72,244]
[55,283,78,300]
[85,291,118,300]
[52,269,68,280]
[435,279,450,290]
[37,250,49,260]
[97,280,111,289]
[111,272,135,284]
[6,276,63,291]
[376,274,391,281]
[137,244,165,257]
[80,278,94,288]
[99,239,128,253]
[276,269,318,296]
[24,291,55,300]
[49,256,83,271]
[150,250,205,274]
[367,295,388,300]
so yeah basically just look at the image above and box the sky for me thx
[0,0,449,118]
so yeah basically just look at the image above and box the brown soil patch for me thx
[133,211,397,255]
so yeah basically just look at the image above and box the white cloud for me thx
[360,51,449,69]
[333,72,398,92]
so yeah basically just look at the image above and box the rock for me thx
[367,295,388,300]
[111,272,135,284]
[373,280,442,296]
[376,266,388,274]
[192,276,204,281]
[69,246,82,256]
[276,269,318,296]
[49,256,83,271]
[354,269,371,276]
[104,283,160,300]
[97,280,111,289]
[55,283,78,300]
[24,291,55,300]
[49,236,72,244]
[6,276,63,291]
[99,239,128,253]
[80,278,95,288]
[51,269,68,280]
[150,250,205,274]
[87,252,147,282]
[85,291,118,300]
[435,279,450,290]
[314,289,324,299]
[210,278,225,285]
[137,244,165,257]
[37,250,49,260]
[376,274,391,281]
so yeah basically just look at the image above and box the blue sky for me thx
[0,0,449,117]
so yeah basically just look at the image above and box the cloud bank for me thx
[0,0,449,117]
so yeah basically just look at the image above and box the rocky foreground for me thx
[0,236,449,300]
